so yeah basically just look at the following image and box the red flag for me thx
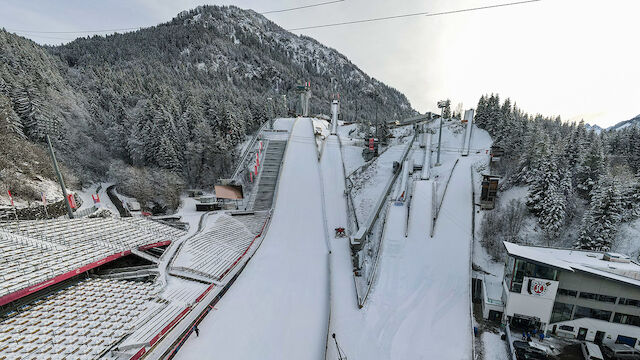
[7,190,14,207]
[67,194,77,209]
[256,152,260,167]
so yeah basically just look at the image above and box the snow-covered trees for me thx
[441,99,452,119]
[575,177,623,251]
[472,94,640,249]
[480,200,527,261]
[526,139,567,240]
[0,94,24,138]
[575,136,605,198]
[0,5,418,204]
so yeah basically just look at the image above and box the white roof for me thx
[503,242,640,288]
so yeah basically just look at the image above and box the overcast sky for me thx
[1,0,638,127]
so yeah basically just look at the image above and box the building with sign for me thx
[501,242,640,349]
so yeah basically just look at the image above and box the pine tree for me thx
[0,93,24,138]
[539,181,566,240]
[475,95,488,129]
[442,99,451,119]
[576,136,605,198]
[156,135,181,170]
[628,126,640,173]
[576,177,623,251]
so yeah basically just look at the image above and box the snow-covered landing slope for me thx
[175,118,329,360]
[326,122,491,359]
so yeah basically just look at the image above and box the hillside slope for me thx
[0,5,415,208]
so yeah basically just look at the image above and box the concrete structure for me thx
[330,99,339,135]
[482,275,505,322]
[500,242,640,349]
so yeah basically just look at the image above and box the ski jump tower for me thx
[296,82,312,116]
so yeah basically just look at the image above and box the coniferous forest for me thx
[475,94,640,254]
[0,5,414,209]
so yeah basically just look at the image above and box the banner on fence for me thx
[67,194,77,209]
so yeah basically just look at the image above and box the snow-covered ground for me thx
[0,177,64,208]
[323,121,492,359]
[349,139,411,223]
[175,118,329,359]
[481,331,510,360]
[613,218,640,262]
[168,118,495,359]
[74,182,119,215]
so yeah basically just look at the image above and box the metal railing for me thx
[352,134,415,244]
[231,121,270,180]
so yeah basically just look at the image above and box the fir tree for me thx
[442,99,451,119]
[576,136,605,198]
[0,93,24,138]
[575,177,623,251]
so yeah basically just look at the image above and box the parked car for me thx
[601,343,640,360]
[581,341,604,360]
[513,340,548,360]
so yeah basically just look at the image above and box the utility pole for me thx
[46,135,74,219]
[435,99,450,166]
[373,92,379,142]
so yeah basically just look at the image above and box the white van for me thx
[581,341,604,360]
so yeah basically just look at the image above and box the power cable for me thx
[5,0,347,35]
[261,0,345,14]
[287,0,542,31]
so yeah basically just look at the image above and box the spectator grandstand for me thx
[170,212,269,281]
[0,277,159,360]
[0,217,186,306]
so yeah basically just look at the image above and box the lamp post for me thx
[46,135,74,219]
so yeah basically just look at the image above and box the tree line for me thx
[0,5,415,210]
[476,94,640,252]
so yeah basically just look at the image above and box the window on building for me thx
[551,302,574,323]
[559,325,574,332]
[511,259,526,292]
[558,288,577,297]
[573,306,612,322]
[507,259,558,293]
[619,298,640,307]
[598,294,617,303]
[524,262,557,281]
[578,292,617,303]
[613,313,640,327]
[579,292,598,300]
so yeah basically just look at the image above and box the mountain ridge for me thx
[606,114,640,131]
[0,5,416,208]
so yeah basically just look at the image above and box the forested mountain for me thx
[607,114,640,131]
[0,5,414,209]
[476,94,640,256]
